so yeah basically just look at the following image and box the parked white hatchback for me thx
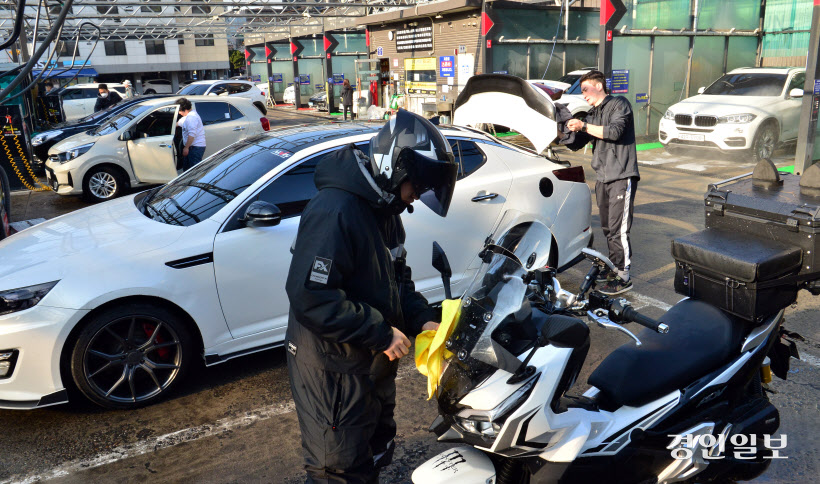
[659,67,806,161]
[45,96,271,202]
[56,83,127,121]
[177,80,267,114]
[0,82,592,410]
[141,79,174,94]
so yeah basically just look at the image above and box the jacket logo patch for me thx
[288,341,297,356]
[310,257,333,284]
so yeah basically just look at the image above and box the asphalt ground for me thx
[1,112,817,484]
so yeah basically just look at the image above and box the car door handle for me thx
[159,143,171,148]
[472,193,499,202]
[232,126,246,131]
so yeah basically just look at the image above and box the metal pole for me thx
[794,0,820,174]
[563,0,569,76]
[647,35,654,137]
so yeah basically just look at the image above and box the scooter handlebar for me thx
[620,305,669,333]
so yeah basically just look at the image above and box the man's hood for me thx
[313,145,384,205]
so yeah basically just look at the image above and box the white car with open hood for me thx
[659,67,806,161]
[0,76,592,410]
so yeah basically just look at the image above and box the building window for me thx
[96,1,116,15]
[195,34,215,47]
[145,40,166,55]
[176,34,185,45]
[141,2,162,14]
[104,40,127,56]
[192,0,211,14]
[58,39,78,57]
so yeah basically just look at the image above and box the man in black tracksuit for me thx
[567,70,639,295]
[286,110,458,483]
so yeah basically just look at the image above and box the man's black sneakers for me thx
[599,277,633,295]
[595,270,614,285]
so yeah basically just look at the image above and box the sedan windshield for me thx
[92,105,152,135]
[703,73,787,96]
[139,142,297,226]
[178,84,211,95]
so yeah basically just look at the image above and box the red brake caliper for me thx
[142,323,169,359]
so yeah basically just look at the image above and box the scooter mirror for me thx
[432,241,453,299]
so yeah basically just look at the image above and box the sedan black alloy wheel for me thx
[71,304,193,408]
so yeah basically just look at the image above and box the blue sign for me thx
[316,84,323,90]
[635,93,648,103]
[332,73,345,84]
[606,78,612,91]
[493,71,508,75]
[439,56,455,77]
[272,73,283,83]
[377,46,384,56]
[814,79,820,96]
[611,69,629,94]
[299,74,310,85]
[252,74,262,83]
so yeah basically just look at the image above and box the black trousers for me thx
[343,104,354,120]
[595,177,638,280]
[287,352,398,484]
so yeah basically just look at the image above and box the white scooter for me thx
[413,210,799,484]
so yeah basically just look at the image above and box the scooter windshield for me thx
[449,211,553,374]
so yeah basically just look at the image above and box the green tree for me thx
[229,50,245,73]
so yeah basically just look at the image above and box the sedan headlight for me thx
[664,110,674,120]
[31,130,63,146]
[0,281,59,316]
[718,113,756,124]
[63,143,95,162]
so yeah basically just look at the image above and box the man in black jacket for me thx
[286,109,458,483]
[567,70,639,295]
[93,84,122,112]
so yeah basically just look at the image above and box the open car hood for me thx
[454,74,559,154]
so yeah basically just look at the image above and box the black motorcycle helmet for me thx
[369,109,458,216]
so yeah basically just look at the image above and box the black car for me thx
[309,90,328,111]
[30,94,172,168]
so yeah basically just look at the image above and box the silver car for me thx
[45,96,270,202]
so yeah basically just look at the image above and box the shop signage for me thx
[252,74,262,83]
[636,92,648,103]
[439,56,455,78]
[396,26,433,52]
[299,74,311,85]
[393,58,399,67]
[458,45,467,55]
[377,46,384,56]
[404,57,437,94]
[315,84,323,90]
[272,73,283,83]
[332,73,345,84]
[611,69,629,93]
[814,79,820,96]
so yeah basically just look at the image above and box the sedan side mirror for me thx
[241,201,281,227]
[789,88,804,99]
[432,241,453,299]
[120,130,133,141]
[697,87,705,94]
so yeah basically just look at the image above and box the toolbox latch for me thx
[706,202,724,216]
[786,218,799,232]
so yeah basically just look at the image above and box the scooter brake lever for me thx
[587,310,643,346]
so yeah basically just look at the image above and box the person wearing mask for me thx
[341,78,354,120]
[286,109,459,483]
[122,80,134,99]
[93,83,122,112]
[175,98,206,170]
[567,70,640,295]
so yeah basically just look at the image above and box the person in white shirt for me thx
[175,98,206,170]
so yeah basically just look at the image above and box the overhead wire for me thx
[541,0,566,80]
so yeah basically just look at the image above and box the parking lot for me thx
[0,110,816,484]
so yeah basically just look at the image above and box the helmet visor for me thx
[399,147,458,216]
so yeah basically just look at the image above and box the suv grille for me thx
[675,114,692,126]
[695,115,718,127]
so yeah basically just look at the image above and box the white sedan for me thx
[0,82,591,410]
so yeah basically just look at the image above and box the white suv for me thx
[177,80,267,114]
[659,67,806,161]
[56,83,127,121]
[142,79,174,94]
[45,96,271,202]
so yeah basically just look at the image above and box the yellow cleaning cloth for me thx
[415,298,461,400]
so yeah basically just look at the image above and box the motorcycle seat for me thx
[588,299,745,409]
